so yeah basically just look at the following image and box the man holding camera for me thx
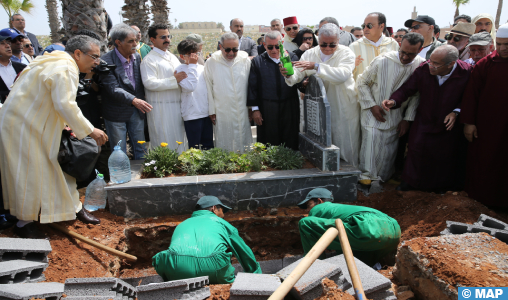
[0,35,108,238]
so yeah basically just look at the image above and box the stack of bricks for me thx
[440,214,508,243]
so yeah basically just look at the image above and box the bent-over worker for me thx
[298,188,401,266]
[152,196,261,283]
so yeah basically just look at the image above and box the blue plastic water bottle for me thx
[84,170,107,211]
[108,140,131,184]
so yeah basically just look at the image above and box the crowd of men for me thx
[0,9,506,284]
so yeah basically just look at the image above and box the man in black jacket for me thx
[11,14,43,56]
[99,24,152,159]
[248,31,300,150]
[0,35,26,103]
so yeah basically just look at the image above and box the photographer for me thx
[0,35,107,239]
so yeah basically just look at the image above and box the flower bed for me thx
[141,142,305,178]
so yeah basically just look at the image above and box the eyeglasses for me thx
[84,52,101,62]
[409,24,424,31]
[445,33,465,42]
[0,40,12,46]
[285,26,299,31]
[361,23,377,29]
[399,49,418,58]
[223,47,238,53]
[303,37,313,41]
[394,35,405,38]
[24,43,33,48]
[428,60,450,70]
[266,45,280,50]
[319,43,337,48]
[158,35,173,40]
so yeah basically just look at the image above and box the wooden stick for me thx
[49,223,137,262]
[268,227,339,300]
[335,219,366,300]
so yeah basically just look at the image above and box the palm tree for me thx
[45,0,60,43]
[1,0,34,28]
[60,0,108,53]
[150,0,170,27]
[122,0,150,43]
[452,0,470,20]
[495,0,503,29]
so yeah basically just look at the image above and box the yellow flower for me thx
[137,141,146,144]
[176,141,183,145]
[160,142,168,147]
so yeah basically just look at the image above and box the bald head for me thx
[230,18,244,38]
[429,45,458,76]
[130,25,141,42]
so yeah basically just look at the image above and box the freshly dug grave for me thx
[0,183,507,300]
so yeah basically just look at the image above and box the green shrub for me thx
[266,145,304,170]
[178,148,204,176]
[142,146,180,177]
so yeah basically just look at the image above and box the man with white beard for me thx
[205,32,252,153]
[282,23,360,167]
[141,24,188,151]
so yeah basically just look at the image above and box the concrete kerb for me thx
[276,258,342,300]
[0,282,64,300]
[0,238,52,263]
[440,221,508,243]
[136,276,210,300]
[64,277,136,298]
[230,273,281,299]
[0,260,47,284]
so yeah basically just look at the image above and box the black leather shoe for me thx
[13,223,46,239]
[0,219,15,230]
[76,208,100,225]
[396,181,415,191]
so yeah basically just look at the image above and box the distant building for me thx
[243,25,259,33]
[180,22,217,29]
[259,25,271,33]
[412,7,417,20]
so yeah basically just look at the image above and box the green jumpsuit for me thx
[299,202,401,266]
[152,210,261,284]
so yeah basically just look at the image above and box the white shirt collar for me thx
[153,47,170,58]
[365,35,384,47]
[268,56,280,64]
[0,60,13,68]
[436,62,458,86]
[319,50,333,62]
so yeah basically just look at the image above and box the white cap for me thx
[498,23,508,39]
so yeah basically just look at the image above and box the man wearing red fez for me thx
[283,16,300,53]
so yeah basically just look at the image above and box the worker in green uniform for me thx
[152,196,262,283]
[297,188,401,267]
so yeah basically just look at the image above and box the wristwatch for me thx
[314,63,319,70]
[453,111,460,117]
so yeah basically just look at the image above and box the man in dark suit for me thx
[100,24,152,160]
[217,18,258,57]
[11,14,43,56]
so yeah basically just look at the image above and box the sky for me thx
[0,0,505,35]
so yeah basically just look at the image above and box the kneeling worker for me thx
[298,188,401,266]
[152,196,261,283]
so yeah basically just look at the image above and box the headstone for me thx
[299,75,340,171]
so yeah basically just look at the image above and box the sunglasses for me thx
[319,43,337,48]
[223,47,239,53]
[445,33,464,42]
[285,26,299,31]
[303,37,313,41]
[24,43,33,48]
[409,24,424,30]
[158,35,173,40]
[394,35,405,38]
[361,23,377,29]
[266,45,280,50]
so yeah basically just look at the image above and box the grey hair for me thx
[11,13,22,22]
[434,45,459,64]
[220,32,239,45]
[319,23,340,40]
[264,31,282,42]
[65,35,100,54]
[270,19,282,25]
[401,32,425,48]
[319,17,339,28]
[109,23,137,47]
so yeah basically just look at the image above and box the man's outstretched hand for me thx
[381,99,396,111]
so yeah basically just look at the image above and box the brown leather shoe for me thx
[13,222,47,239]
[76,208,100,225]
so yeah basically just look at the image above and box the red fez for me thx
[283,16,298,26]
[387,27,393,35]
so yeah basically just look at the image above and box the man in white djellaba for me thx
[283,23,360,167]
[204,32,252,153]
[140,23,188,151]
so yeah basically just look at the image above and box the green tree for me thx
[1,0,34,28]
[452,0,470,20]
[217,22,224,31]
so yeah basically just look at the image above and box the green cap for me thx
[297,188,333,209]
[196,196,231,213]
[186,33,203,44]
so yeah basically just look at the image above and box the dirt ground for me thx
[1,183,507,299]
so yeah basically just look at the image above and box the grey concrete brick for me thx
[476,214,508,231]
[233,259,283,275]
[181,286,210,300]
[276,258,342,300]
[0,238,51,263]
[324,255,391,295]
[64,278,135,298]
[121,275,164,287]
[441,221,508,243]
[136,280,189,300]
[63,297,124,300]
[0,282,63,300]
[367,286,396,300]
[230,273,281,299]
[282,254,303,268]
[0,260,47,284]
